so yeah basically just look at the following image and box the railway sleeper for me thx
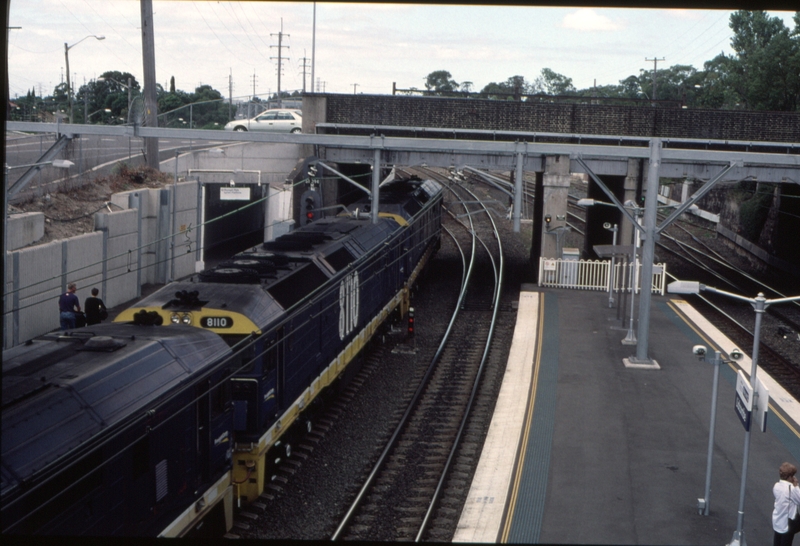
[239,511,260,521]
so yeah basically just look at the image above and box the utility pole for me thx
[251,70,257,100]
[311,2,316,93]
[300,49,310,93]
[645,57,665,102]
[270,19,289,108]
[228,69,233,121]
[141,0,159,170]
[353,83,359,94]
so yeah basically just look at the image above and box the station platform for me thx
[454,286,800,545]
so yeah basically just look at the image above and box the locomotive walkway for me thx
[454,286,800,545]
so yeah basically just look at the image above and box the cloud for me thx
[561,9,624,32]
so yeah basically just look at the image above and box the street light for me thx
[668,280,800,545]
[4,159,75,263]
[65,35,105,124]
[87,108,111,122]
[98,76,133,112]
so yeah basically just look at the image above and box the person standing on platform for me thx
[84,287,108,326]
[772,462,800,545]
[58,283,81,330]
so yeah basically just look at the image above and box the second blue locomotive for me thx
[115,175,443,509]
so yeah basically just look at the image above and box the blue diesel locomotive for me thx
[1,323,236,536]
[2,176,442,535]
[116,176,442,508]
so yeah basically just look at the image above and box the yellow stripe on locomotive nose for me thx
[114,307,262,335]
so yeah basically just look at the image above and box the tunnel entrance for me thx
[203,183,267,263]
[582,176,627,259]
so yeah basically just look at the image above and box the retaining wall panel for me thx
[105,263,139,308]
[107,232,140,273]
[65,233,104,297]
[15,241,63,343]
[175,181,199,211]
[7,212,45,251]
[173,249,196,280]
[96,209,139,239]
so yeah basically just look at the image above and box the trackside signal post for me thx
[299,189,321,226]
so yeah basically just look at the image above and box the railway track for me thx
[330,169,505,541]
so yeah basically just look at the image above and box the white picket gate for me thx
[538,257,666,295]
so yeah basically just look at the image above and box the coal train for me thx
[1,175,442,536]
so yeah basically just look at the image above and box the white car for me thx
[224,109,302,133]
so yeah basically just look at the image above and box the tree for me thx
[424,70,459,94]
[533,68,576,95]
[480,75,531,100]
[726,10,800,110]
[696,54,741,109]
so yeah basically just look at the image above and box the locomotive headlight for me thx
[181,313,192,325]
[170,313,181,324]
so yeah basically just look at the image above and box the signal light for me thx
[305,198,315,220]
[300,190,321,226]
[407,307,415,337]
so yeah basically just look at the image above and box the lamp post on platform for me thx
[576,198,642,339]
[603,222,618,308]
[668,280,800,545]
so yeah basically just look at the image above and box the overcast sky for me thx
[7,1,798,100]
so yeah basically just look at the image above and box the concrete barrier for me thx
[6,212,45,251]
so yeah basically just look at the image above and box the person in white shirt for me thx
[773,462,800,546]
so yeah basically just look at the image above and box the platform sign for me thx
[735,371,753,431]
[755,377,769,433]
[220,187,251,201]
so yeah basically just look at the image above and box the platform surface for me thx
[454,287,800,545]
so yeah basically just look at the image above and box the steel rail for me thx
[330,181,478,541]
[415,175,505,542]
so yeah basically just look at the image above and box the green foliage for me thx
[424,70,459,93]
[480,75,531,99]
[738,183,775,242]
[533,68,576,95]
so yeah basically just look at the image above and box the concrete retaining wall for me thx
[6,212,45,251]
[4,232,103,348]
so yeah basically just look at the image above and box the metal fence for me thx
[538,257,666,295]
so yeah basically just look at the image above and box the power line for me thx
[270,20,290,106]
[645,56,665,100]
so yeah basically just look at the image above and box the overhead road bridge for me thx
[5,115,799,366]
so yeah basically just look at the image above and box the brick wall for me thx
[322,94,800,143]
